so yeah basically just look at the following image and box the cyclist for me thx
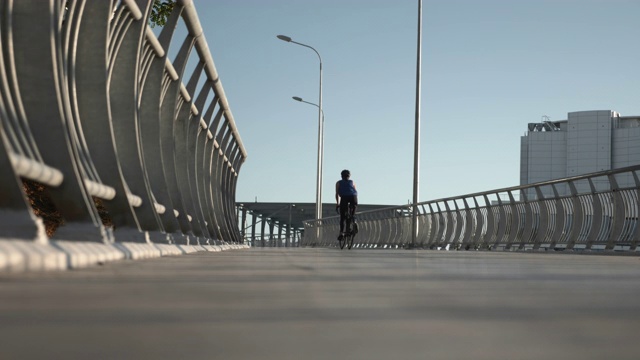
[335,169,358,241]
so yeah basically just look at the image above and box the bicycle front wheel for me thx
[347,233,354,249]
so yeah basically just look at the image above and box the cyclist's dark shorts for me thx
[339,195,358,214]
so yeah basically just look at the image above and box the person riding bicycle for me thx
[336,169,358,241]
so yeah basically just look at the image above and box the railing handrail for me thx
[303,165,640,251]
[0,1,247,247]
[178,0,247,160]
[305,163,640,226]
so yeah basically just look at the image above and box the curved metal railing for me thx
[304,165,640,251]
[0,0,246,245]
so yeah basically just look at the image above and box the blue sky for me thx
[191,0,639,206]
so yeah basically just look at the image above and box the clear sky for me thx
[191,0,639,206]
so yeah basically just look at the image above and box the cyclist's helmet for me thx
[341,169,350,179]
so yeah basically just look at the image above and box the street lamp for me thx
[292,97,325,207]
[292,96,325,122]
[277,34,324,222]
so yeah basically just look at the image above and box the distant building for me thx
[520,110,640,198]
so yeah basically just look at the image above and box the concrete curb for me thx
[51,240,125,269]
[155,243,186,256]
[113,242,162,260]
[0,239,67,272]
[177,244,204,254]
[202,245,222,252]
[0,239,250,272]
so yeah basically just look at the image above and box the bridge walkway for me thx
[1,248,639,359]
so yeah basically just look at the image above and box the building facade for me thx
[520,110,640,198]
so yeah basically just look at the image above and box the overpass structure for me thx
[0,3,638,357]
[0,1,639,274]
[0,0,248,271]
[237,202,393,247]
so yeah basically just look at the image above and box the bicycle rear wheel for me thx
[339,235,346,249]
[347,233,354,249]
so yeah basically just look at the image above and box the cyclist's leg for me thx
[350,195,358,219]
[339,198,349,238]
[349,196,358,234]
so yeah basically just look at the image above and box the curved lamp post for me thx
[292,97,325,160]
[292,96,325,123]
[278,35,324,222]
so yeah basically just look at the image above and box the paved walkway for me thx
[1,248,639,359]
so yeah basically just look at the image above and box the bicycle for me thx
[338,206,358,250]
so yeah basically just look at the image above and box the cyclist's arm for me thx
[335,181,340,205]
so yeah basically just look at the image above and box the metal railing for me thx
[303,165,640,251]
[242,235,298,248]
[0,0,246,245]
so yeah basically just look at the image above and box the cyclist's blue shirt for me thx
[338,179,358,196]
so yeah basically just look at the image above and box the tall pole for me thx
[293,96,325,237]
[317,58,323,223]
[277,35,324,223]
[411,0,423,248]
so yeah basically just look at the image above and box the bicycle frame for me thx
[339,205,357,250]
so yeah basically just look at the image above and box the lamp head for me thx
[277,35,292,42]
[292,96,303,102]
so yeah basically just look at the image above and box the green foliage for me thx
[149,0,175,28]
